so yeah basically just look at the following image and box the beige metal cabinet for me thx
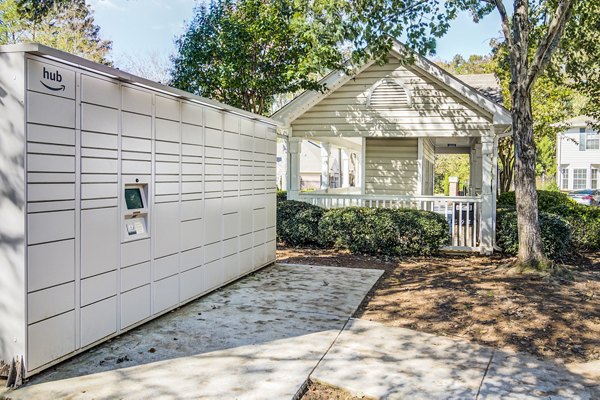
[0,44,277,378]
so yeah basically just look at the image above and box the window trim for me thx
[365,77,413,108]
[561,167,569,190]
[573,168,587,190]
[587,132,600,150]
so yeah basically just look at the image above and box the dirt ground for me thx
[301,380,374,400]
[278,245,600,365]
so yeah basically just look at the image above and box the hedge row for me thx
[278,190,600,259]
[497,190,600,251]
[276,200,449,256]
[276,200,323,247]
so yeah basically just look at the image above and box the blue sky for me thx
[88,0,504,66]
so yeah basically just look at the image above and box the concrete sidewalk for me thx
[2,264,383,400]
[312,318,600,400]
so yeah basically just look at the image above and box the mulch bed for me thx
[301,380,374,400]
[278,245,600,364]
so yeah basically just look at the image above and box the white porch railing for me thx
[297,192,482,250]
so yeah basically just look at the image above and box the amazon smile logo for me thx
[40,67,66,91]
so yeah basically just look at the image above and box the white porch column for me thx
[417,138,424,195]
[480,135,495,254]
[288,137,301,200]
[360,137,366,194]
[320,142,331,190]
[356,152,363,190]
[341,148,350,188]
[279,136,288,190]
[473,143,483,195]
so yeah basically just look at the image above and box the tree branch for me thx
[526,0,575,89]
[491,0,513,48]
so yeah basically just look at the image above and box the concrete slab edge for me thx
[475,349,495,400]
[290,266,384,400]
[293,317,353,400]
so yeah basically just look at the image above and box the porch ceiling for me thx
[434,137,472,147]
[433,137,473,154]
[315,136,362,151]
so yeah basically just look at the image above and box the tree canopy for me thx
[557,0,600,124]
[436,54,496,75]
[170,0,343,115]
[0,0,111,64]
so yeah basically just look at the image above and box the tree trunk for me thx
[498,137,514,193]
[511,84,549,268]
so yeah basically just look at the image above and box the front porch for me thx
[272,41,511,254]
[285,135,497,253]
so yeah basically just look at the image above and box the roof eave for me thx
[388,42,512,127]
[1,43,279,126]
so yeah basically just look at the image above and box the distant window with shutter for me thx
[367,78,411,109]
[592,168,599,189]
[579,128,599,150]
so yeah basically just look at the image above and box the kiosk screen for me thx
[125,188,144,210]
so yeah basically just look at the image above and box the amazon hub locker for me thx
[0,44,277,377]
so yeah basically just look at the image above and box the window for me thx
[587,132,600,150]
[579,128,600,151]
[593,168,599,189]
[561,168,569,189]
[573,169,587,190]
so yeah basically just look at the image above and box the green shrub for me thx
[276,190,287,202]
[276,200,324,246]
[570,206,600,251]
[496,209,572,259]
[497,190,578,216]
[318,207,449,256]
[497,190,600,251]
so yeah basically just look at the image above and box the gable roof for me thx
[561,115,599,128]
[272,39,511,128]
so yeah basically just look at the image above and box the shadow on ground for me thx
[3,263,383,400]
[311,319,600,400]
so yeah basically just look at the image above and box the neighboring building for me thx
[273,39,512,253]
[276,138,358,190]
[557,116,600,191]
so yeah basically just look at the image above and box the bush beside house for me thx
[496,209,572,259]
[276,200,323,246]
[277,190,599,259]
[319,207,449,256]
[497,190,600,252]
[277,201,449,256]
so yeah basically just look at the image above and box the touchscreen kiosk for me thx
[122,184,149,241]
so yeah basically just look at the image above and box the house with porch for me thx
[272,40,512,253]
